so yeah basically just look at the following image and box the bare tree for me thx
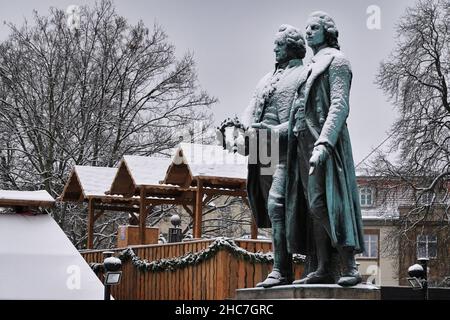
[375,0,449,177]
[0,0,216,247]
[374,0,449,212]
[200,196,253,238]
[372,0,450,282]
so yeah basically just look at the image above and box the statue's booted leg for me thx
[337,246,362,287]
[293,167,334,285]
[256,164,292,288]
[293,218,334,284]
[255,215,292,287]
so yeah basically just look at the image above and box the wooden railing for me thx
[81,239,304,300]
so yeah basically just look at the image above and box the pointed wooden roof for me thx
[163,143,247,189]
[108,155,189,198]
[60,166,117,202]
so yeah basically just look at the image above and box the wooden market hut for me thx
[107,155,196,244]
[163,143,256,239]
[107,143,256,242]
[59,165,140,249]
[60,142,256,249]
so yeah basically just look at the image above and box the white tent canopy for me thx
[0,213,104,300]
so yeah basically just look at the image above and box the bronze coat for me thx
[285,47,365,254]
[242,59,307,228]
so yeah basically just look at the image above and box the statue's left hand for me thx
[309,144,329,174]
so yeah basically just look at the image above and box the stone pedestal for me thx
[236,284,381,300]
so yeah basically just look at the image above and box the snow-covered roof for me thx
[361,206,399,220]
[0,213,104,299]
[175,143,247,180]
[108,155,174,196]
[362,215,398,221]
[60,166,117,201]
[109,145,247,196]
[0,190,55,208]
[122,155,172,186]
[74,165,117,197]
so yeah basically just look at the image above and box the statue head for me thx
[274,24,306,64]
[305,11,340,51]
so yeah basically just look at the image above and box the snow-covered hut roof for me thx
[0,190,55,208]
[108,155,175,196]
[181,142,247,179]
[60,166,117,201]
[164,143,247,188]
[0,212,104,299]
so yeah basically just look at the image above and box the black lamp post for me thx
[418,257,429,300]
[103,251,122,301]
[168,214,183,243]
[407,257,429,300]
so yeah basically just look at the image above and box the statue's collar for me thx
[311,47,337,63]
[275,58,303,71]
[287,58,303,68]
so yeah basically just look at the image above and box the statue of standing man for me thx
[240,25,308,287]
[285,11,365,286]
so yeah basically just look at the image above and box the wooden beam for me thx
[89,195,194,207]
[93,210,104,222]
[195,175,246,185]
[0,199,55,208]
[142,184,195,192]
[148,197,194,206]
[251,214,258,240]
[194,179,203,238]
[182,204,193,217]
[242,196,257,239]
[87,198,95,249]
[93,204,140,213]
[203,188,247,197]
[146,198,192,206]
[95,196,140,205]
[139,189,147,244]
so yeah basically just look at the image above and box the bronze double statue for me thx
[225,11,365,288]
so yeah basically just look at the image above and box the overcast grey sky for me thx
[0,0,416,164]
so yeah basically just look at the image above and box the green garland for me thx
[90,237,305,273]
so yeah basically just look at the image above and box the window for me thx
[419,192,434,205]
[417,235,437,259]
[359,187,374,206]
[360,233,379,258]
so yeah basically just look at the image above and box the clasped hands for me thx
[251,122,274,131]
[251,122,329,175]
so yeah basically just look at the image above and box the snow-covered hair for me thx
[275,24,306,59]
[308,11,340,50]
